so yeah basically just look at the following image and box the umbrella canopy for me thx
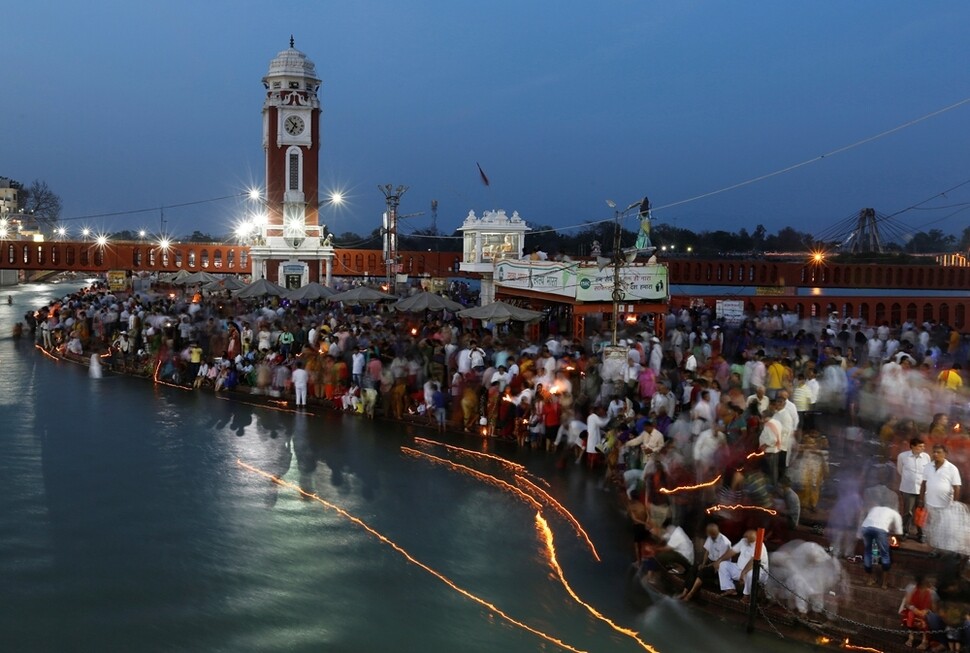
[174,270,219,286]
[161,269,193,283]
[457,301,544,324]
[284,282,336,301]
[329,286,396,306]
[202,276,248,292]
[392,291,464,313]
[235,278,288,298]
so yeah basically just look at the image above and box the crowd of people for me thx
[21,278,970,649]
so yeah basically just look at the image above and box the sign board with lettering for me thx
[575,264,668,302]
[715,299,745,326]
[494,260,577,298]
[107,270,127,292]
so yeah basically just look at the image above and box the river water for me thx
[0,282,807,653]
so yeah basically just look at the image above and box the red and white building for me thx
[248,38,335,289]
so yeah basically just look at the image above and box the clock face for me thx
[284,115,305,136]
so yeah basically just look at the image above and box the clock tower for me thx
[249,37,334,288]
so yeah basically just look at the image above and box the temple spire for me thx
[289,34,295,48]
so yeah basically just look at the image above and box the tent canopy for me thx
[235,278,288,298]
[174,270,219,286]
[328,286,396,306]
[202,277,248,292]
[284,282,336,301]
[457,300,544,324]
[392,291,463,313]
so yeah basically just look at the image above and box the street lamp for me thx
[81,228,91,239]
[603,197,646,347]
[139,229,147,239]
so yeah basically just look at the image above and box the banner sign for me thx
[575,264,668,302]
[494,260,576,298]
[495,260,669,303]
[107,270,127,292]
[716,299,745,326]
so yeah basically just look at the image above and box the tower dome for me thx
[262,36,320,86]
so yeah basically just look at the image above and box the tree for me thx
[905,229,956,253]
[185,230,216,242]
[958,226,970,252]
[21,179,62,227]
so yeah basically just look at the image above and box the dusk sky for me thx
[4,1,970,242]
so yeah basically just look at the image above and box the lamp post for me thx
[604,198,645,347]
[379,184,408,292]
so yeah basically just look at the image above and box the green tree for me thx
[185,230,216,242]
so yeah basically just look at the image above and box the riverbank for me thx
[30,338,967,653]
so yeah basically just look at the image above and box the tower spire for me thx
[289,34,294,48]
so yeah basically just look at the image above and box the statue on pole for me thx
[634,196,652,250]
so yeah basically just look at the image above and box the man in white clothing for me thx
[291,361,309,407]
[682,522,732,601]
[921,444,962,552]
[859,505,903,588]
[758,409,783,486]
[717,529,768,597]
[621,419,665,498]
[585,407,610,465]
[896,437,930,540]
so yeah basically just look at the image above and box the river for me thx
[0,281,809,652]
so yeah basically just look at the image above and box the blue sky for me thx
[3,1,969,240]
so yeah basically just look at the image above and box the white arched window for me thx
[286,146,303,193]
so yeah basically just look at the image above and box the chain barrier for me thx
[759,568,950,636]
[757,604,787,640]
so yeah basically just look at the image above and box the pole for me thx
[746,527,765,634]
[379,184,408,292]
[611,209,622,346]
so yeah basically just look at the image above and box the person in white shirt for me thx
[642,519,696,591]
[749,355,767,392]
[921,444,964,553]
[775,392,799,474]
[584,407,610,464]
[648,337,663,373]
[859,505,903,588]
[681,522,733,601]
[621,420,665,498]
[555,419,588,464]
[746,386,770,415]
[651,381,676,417]
[896,438,931,540]
[291,361,309,407]
[758,410,783,486]
[921,444,962,509]
[717,528,769,596]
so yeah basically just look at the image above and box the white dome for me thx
[264,39,320,82]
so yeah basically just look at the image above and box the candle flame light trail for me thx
[659,475,722,495]
[746,451,765,460]
[840,640,883,653]
[236,459,585,653]
[515,475,600,561]
[35,344,59,361]
[413,436,551,488]
[535,514,660,653]
[402,447,542,510]
[705,504,778,516]
[153,359,190,391]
